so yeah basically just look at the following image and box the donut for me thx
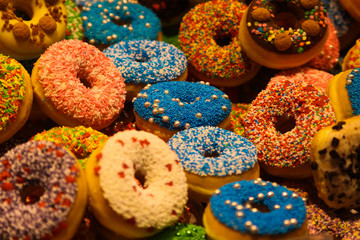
[310,115,360,209]
[32,126,108,169]
[148,223,206,240]
[326,68,360,120]
[339,0,360,22]
[103,40,188,101]
[244,80,336,179]
[228,103,250,136]
[65,0,84,40]
[268,67,334,93]
[239,0,329,69]
[0,0,68,60]
[178,0,261,87]
[203,179,308,240]
[81,0,162,49]
[168,126,259,203]
[132,81,232,142]
[306,21,340,71]
[31,39,126,130]
[343,38,360,70]
[0,54,33,144]
[0,140,88,239]
[307,203,360,239]
[85,130,188,239]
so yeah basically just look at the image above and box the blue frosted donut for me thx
[133,81,232,131]
[345,68,360,116]
[103,40,187,84]
[0,141,85,239]
[206,179,307,236]
[81,0,161,45]
[168,126,257,177]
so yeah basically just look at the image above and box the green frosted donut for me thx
[149,223,207,239]
[65,0,84,40]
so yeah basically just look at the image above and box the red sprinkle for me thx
[165,164,172,172]
[1,182,14,191]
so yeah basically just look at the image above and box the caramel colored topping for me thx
[0,0,10,10]
[251,8,271,22]
[39,16,57,33]
[45,0,59,5]
[302,19,320,37]
[300,0,319,9]
[12,22,30,40]
[274,33,292,51]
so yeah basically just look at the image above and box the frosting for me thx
[81,0,161,45]
[0,55,26,131]
[0,140,79,239]
[344,39,360,70]
[103,40,187,84]
[148,223,206,239]
[245,80,336,168]
[132,81,231,131]
[36,39,126,129]
[65,0,84,40]
[178,0,257,80]
[345,68,360,116]
[98,130,188,229]
[210,179,306,235]
[168,126,257,177]
[32,126,108,169]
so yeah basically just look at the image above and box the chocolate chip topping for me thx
[331,137,339,147]
[39,16,57,33]
[45,0,59,5]
[310,161,318,170]
[329,150,340,159]
[318,148,327,155]
[12,22,30,40]
[332,121,346,130]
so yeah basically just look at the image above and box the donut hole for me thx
[214,33,233,47]
[77,71,92,89]
[203,150,220,158]
[250,202,271,213]
[112,18,132,27]
[274,115,296,134]
[12,3,33,20]
[134,169,147,188]
[134,50,150,63]
[19,179,45,205]
[274,12,298,29]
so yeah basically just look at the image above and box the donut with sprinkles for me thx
[103,40,188,101]
[85,130,188,239]
[132,81,232,142]
[239,0,329,69]
[148,223,206,239]
[178,0,261,87]
[81,0,161,48]
[32,126,108,169]
[244,80,336,179]
[65,0,84,40]
[31,39,126,130]
[343,38,360,71]
[0,54,33,144]
[203,179,308,239]
[0,140,88,240]
[168,126,259,203]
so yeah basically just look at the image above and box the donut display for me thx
[85,130,188,238]
[0,0,68,60]
[239,0,329,69]
[31,39,126,130]
[0,140,88,239]
[81,0,162,48]
[103,39,188,101]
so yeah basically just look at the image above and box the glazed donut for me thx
[103,40,188,101]
[228,103,250,136]
[339,0,360,22]
[244,80,336,179]
[310,116,360,209]
[31,39,126,130]
[326,68,360,120]
[343,38,360,70]
[0,140,87,239]
[85,130,188,239]
[81,0,162,49]
[0,54,33,144]
[306,21,340,71]
[132,81,232,142]
[268,67,334,93]
[239,0,329,69]
[203,179,308,240]
[168,126,259,203]
[65,0,84,40]
[0,0,67,60]
[32,126,108,169]
[178,0,261,87]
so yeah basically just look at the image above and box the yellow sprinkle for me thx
[247,22,252,27]
[267,36,272,41]
[302,36,307,41]
[254,21,258,26]
[306,41,311,45]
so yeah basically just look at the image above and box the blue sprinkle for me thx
[346,68,360,116]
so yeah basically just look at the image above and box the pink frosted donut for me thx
[268,67,333,93]
[306,22,340,71]
[31,39,126,130]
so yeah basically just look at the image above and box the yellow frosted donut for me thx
[0,0,67,60]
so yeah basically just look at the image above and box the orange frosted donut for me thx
[0,0,68,60]
[31,39,126,130]
[244,80,336,179]
[239,0,329,69]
